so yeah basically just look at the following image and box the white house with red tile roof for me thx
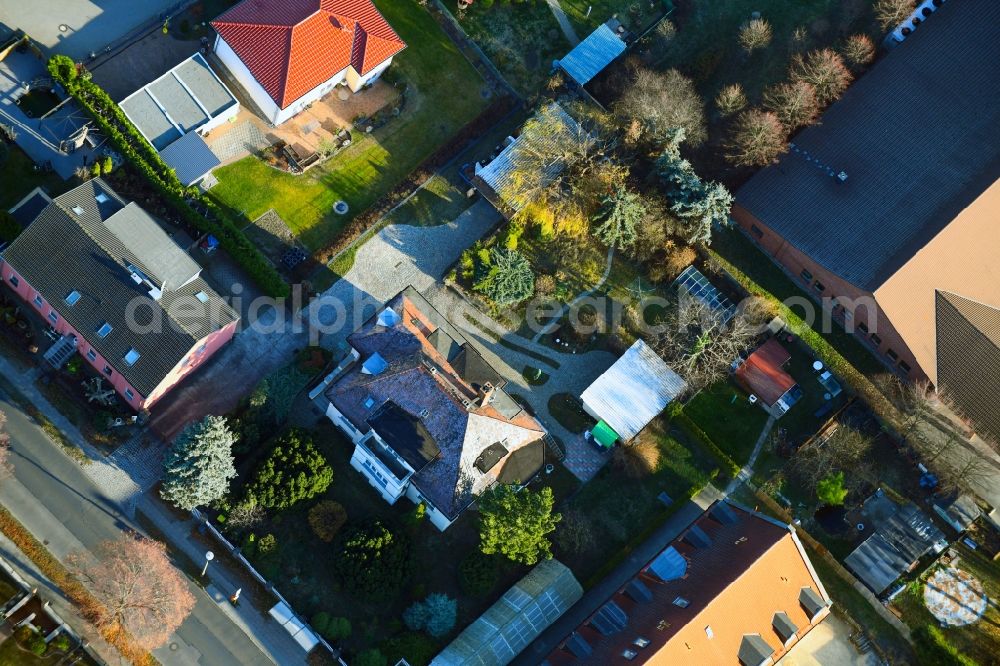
[211,0,406,125]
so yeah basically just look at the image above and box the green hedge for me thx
[708,248,902,430]
[48,56,289,298]
[673,412,741,478]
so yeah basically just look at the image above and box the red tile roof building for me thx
[734,339,797,408]
[544,501,832,665]
[212,0,405,125]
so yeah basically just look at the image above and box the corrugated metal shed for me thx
[581,339,687,441]
[433,559,582,666]
[556,23,626,86]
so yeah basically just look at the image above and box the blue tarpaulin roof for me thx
[557,23,626,85]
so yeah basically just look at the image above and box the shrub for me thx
[49,633,72,652]
[27,632,47,656]
[0,211,21,243]
[334,521,410,599]
[816,472,848,506]
[714,84,747,117]
[725,109,788,167]
[101,155,114,174]
[381,632,437,666]
[258,533,277,555]
[354,649,387,666]
[308,500,347,542]
[312,611,331,635]
[763,81,819,131]
[458,551,498,597]
[312,612,351,642]
[841,34,876,70]
[474,248,535,306]
[789,49,853,106]
[739,18,772,54]
[650,245,697,283]
[611,439,661,478]
[90,162,101,178]
[403,594,456,638]
[243,429,333,510]
[478,485,560,565]
[873,0,916,32]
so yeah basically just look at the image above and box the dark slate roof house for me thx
[730,0,1000,450]
[325,287,546,530]
[0,180,238,409]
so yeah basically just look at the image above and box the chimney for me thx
[478,382,496,407]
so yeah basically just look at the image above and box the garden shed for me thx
[555,20,627,86]
[734,338,802,417]
[433,559,582,666]
[580,339,686,444]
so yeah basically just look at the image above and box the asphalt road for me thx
[0,390,272,666]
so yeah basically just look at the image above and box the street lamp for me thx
[201,551,214,577]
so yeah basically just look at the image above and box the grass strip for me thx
[0,505,154,665]
[0,375,90,465]
[673,412,741,478]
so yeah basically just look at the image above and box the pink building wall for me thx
[1,261,237,411]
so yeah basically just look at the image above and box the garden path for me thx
[727,415,777,494]
[546,0,581,45]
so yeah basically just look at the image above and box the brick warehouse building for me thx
[731,0,1000,445]
[0,180,239,411]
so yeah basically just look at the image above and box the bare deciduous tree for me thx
[789,49,853,106]
[615,68,708,147]
[715,83,748,117]
[70,535,195,650]
[763,81,820,131]
[654,295,772,392]
[841,34,876,70]
[725,109,788,167]
[739,18,773,54]
[873,0,917,31]
[789,425,875,488]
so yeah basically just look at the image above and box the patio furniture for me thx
[812,360,824,372]
[818,370,842,397]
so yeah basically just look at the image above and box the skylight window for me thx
[97,322,112,338]
[65,290,81,306]
[72,206,84,215]
[95,192,109,204]
[124,349,140,366]
[195,291,209,303]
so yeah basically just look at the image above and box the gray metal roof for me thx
[120,52,238,152]
[735,0,1000,290]
[159,131,222,186]
[556,22,626,86]
[1,180,238,396]
[103,203,202,288]
[581,339,687,441]
[434,559,582,666]
[845,500,947,594]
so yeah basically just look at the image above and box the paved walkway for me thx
[727,415,777,493]
[209,120,271,164]
[512,483,726,665]
[533,246,614,343]
[546,0,581,46]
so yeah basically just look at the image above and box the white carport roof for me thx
[581,339,687,441]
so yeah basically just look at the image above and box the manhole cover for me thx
[169,643,179,651]
[58,24,69,33]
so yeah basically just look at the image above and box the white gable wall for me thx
[215,35,282,125]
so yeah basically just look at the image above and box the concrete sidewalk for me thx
[512,483,726,664]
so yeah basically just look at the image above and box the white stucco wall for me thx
[215,35,283,124]
[345,58,393,93]
[404,483,454,531]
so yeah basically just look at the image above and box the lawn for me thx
[683,380,770,465]
[0,143,68,210]
[556,418,718,582]
[891,545,1000,665]
[776,343,849,446]
[560,0,667,34]
[207,0,490,251]
[447,0,568,95]
[654,0,877,104]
